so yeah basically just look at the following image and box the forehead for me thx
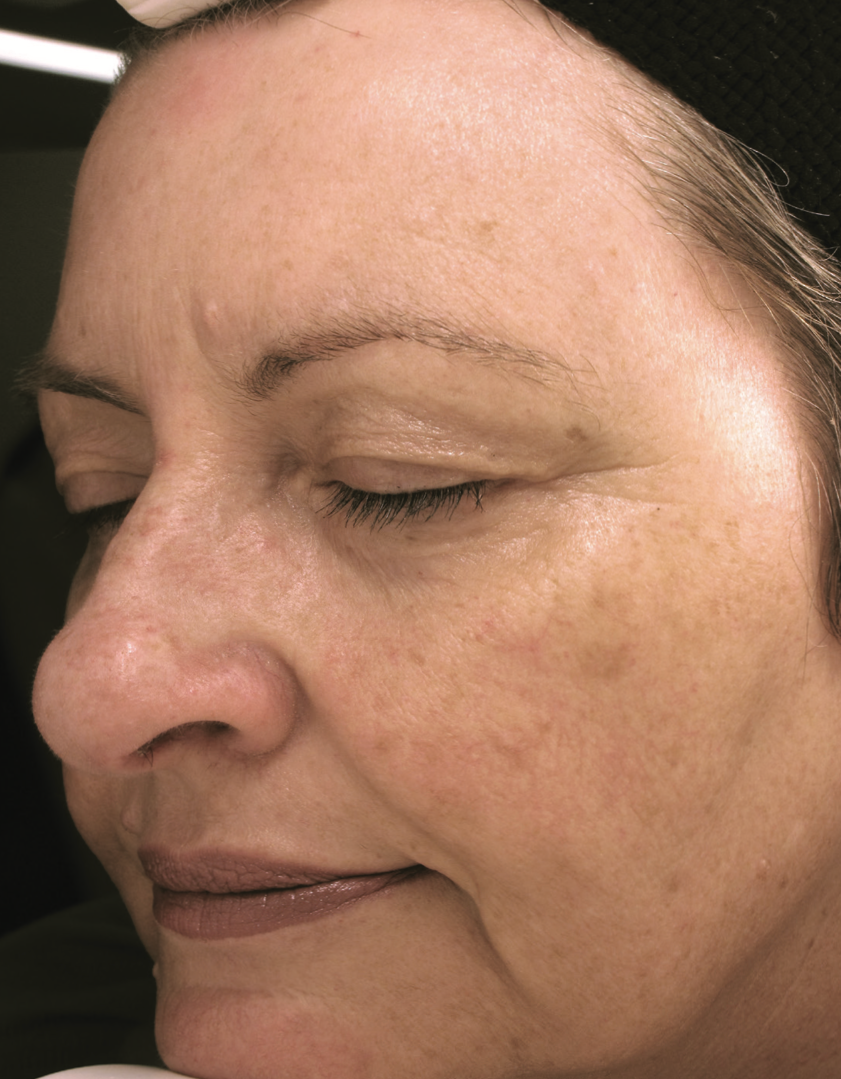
[55,0,678,376]
[50,0,787,445]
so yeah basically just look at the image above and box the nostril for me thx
[135,719,232,762]
[35,615,300,771]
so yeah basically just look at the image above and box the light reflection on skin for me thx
[29,1,841,1077]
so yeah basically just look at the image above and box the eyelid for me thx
[57,470,147,515]
[323,455,483,494]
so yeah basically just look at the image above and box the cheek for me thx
[63,766,118,850]
[304,506,836,1046]
[323,506,810,874]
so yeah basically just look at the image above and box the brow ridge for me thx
[19,313,572,411]
[18,351,144,415]
[238,312,568,400]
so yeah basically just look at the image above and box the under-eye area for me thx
[321,480,487,529]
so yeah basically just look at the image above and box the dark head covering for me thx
[545,0,841,256]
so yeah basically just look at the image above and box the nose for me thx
[32,487,304,774]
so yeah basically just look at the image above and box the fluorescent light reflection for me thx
[0,29,121,83]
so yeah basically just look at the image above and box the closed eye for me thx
[322,481,486,529]
[76,498,135,537]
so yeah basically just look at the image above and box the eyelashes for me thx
[323,481,486,529]
[76,498,135,536]
[72,482,487,539]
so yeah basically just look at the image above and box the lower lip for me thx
[153,866,425,940]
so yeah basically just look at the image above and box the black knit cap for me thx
[543,0,841,258]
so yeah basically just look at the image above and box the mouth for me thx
[140,849,426,940]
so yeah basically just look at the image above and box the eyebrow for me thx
[18,310,572,410]
[17,351,144,414]
[239,311,570,399]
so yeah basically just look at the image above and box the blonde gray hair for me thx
[613,78,841,632]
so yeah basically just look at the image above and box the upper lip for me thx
[139,847,417,893]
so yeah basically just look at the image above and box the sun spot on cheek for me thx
[472,217,500,243]
[577,638,638,682]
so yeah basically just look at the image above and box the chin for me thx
[156,986,374,1079]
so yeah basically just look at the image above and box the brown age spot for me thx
[579,639,637,682]
[471,218,500,245]
[564,424,590,444]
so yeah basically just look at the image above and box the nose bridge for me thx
[110,470,252,619]
[33,471,305,773]
[79,466,271,649]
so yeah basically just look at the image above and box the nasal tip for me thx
[32,608,303,774]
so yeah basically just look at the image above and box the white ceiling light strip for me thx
[0,29,121,83]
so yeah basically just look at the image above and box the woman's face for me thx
[32,2,841,1076]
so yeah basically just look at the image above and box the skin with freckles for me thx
[30,1,841,1077]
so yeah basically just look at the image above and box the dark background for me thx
[1,0,138,934]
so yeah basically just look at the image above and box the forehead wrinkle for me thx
[237,308,580,400]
